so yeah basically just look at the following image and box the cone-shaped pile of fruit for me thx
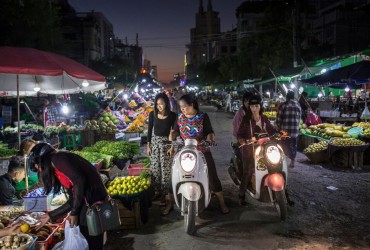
[97,111,120,134]
[303,141,328,154]
[330,138,366,146]
[107,175,150,196]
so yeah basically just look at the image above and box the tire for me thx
[228,159,240,186]
[184,198,196,235]
[274,190,287,221]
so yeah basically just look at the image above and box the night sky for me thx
[70,0,245,83]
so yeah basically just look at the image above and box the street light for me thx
[82,80,89,87]
[345,86,350,92]
[33,83,40,92]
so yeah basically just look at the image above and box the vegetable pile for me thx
[83,140,141,160]
[0,142,18,157]
[72,150,113,169]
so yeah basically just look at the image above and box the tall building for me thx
[186,0,221,79]
[308,0,370,56]
[58,0,114,65]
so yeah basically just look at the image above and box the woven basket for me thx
[305,150,328,164]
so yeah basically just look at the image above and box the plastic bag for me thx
[361,106,370,120]
[305,111,322,126]
[52,221,89,250]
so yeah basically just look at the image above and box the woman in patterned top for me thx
[169,94,229,214]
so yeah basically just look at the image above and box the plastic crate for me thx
[128,164,151,176]
[91,159,103,170]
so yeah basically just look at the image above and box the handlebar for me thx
[162,140,217,147]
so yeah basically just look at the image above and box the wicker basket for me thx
[305,150,328,164]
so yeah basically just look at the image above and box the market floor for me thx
[107,106,370,249]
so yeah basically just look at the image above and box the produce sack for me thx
[52,221,88,250]
[305,111,322,126]
[361,106,370,120]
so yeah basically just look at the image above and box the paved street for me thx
[106,105,370,250]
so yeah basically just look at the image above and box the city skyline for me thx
[70,0,245,83]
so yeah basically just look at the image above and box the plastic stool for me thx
[63,134,77,150]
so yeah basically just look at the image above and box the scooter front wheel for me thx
[183,197,196,235]
[274,190,287,221]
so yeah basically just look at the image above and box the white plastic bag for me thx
[52,221,89,250]
[361,106,370,120]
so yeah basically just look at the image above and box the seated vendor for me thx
[0,156,26,205]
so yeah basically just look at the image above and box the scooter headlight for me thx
[265,145,281,165]
[180,151,197,172]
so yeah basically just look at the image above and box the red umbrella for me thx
[0,46,106,96]
[0,46,106,146]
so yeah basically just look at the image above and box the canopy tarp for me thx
[301,60,370,86]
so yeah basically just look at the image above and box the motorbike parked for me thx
[228,132,288,220]
[171,138,211,235]
[231,100,242,113]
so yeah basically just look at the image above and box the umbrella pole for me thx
[24,154,28,194]
[17,74,21,149]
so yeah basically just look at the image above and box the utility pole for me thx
[292,0,300,68]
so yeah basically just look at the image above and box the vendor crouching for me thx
[0,156,25,205]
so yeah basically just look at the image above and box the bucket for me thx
[348,127,363,138]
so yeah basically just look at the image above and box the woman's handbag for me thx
[85,198,121,236]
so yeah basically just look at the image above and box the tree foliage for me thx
[0,0,64,51]
[89,55,137,84]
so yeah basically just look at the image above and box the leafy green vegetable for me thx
[84,140,141,160]
[0,142,18,157]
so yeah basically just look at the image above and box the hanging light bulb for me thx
[290,83,296,89]
[123,94,128,99]
[345,86,350,92]
[82,80,89,87]
[318,93,323,98]
[62,103,69,114]
[33,83,40,92]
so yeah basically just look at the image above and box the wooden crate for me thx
[118,201,141,229]
[80,130,96,147]
[97,133,116,141]
[330,149,364,169]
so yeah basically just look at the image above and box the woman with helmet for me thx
[28,143,108,250]
[232,91,254,142]
[236,94,275,206]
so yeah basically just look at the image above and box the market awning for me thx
[301,60,370,86]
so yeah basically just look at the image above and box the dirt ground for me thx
[105,106,370,250]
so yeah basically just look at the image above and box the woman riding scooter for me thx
[237,95,275,206]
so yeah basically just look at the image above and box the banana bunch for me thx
[361,128,370,136]
[304,141,328,154]
[330,138,366,146]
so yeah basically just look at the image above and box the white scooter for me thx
[229,132,289,220]
[171,138,211,235]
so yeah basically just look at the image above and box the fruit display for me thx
[0,234,33,249]
[0,142,18,157]
[353,122,370,129]
[303,141,328,154]
[304,123,352,139]
[264,111,277,120]
[29,224,56,241]
[129,100,137,108]
[330,138,366,146]
[361,128,370,136]
[299,120,307,133]
[107,175,150,196]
